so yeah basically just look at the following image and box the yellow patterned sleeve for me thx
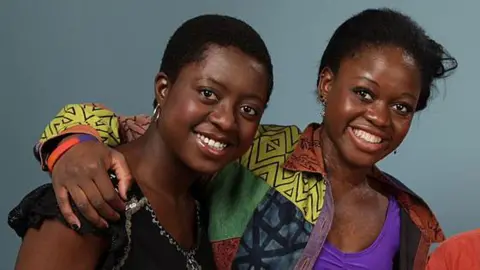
[35,103,121,170]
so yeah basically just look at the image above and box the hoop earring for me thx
[153,105,160,122]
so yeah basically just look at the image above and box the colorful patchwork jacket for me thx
[34,103,444,270]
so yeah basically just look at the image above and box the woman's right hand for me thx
[51,139,133,229]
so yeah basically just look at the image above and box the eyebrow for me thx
[205,78,267,105]
[357,76,418,100]
[205,77,227,90]
[399,92,418,100]
[358,75,380,86]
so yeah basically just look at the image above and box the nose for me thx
[365,102,391,128]
[208,103,238,132]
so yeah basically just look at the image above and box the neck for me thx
[319,128,371,196]
[116,122,199,201]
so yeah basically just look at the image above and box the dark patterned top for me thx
[8,183,216,270]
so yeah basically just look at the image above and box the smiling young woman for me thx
[9,14,273,270]
[10,8,457,270]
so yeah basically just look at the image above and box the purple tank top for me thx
[314,196,401,270]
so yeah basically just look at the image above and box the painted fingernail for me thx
[71,224,80,231]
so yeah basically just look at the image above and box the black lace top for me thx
[8,183,216,270]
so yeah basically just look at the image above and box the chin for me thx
[341,150,382,169]
[190,162,224,176]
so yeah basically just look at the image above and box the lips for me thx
[348,127,387,153]
[195,133,227,151]
[352,128,383,144]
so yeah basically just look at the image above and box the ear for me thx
[317,67,334,103]
[154,72,170,109]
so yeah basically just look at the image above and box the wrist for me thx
[47,134,99,172]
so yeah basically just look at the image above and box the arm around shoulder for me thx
[35,103,122,170]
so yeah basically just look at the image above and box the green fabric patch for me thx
[206,162,270,241]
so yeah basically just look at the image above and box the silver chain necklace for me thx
[145,200,202,270]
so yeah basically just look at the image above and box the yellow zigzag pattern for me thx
[39,105,325,224]
[240,125,326,224]
[39,103,121,147]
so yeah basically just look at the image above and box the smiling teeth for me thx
[196,133,227,150]
[353,129,382,144]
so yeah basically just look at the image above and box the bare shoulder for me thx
[15,219,108,270]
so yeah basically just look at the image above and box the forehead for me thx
[337,46,422,94]
[178,45,268,97]
[198,45,266,75]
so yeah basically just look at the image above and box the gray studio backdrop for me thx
[1,0,478,268]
